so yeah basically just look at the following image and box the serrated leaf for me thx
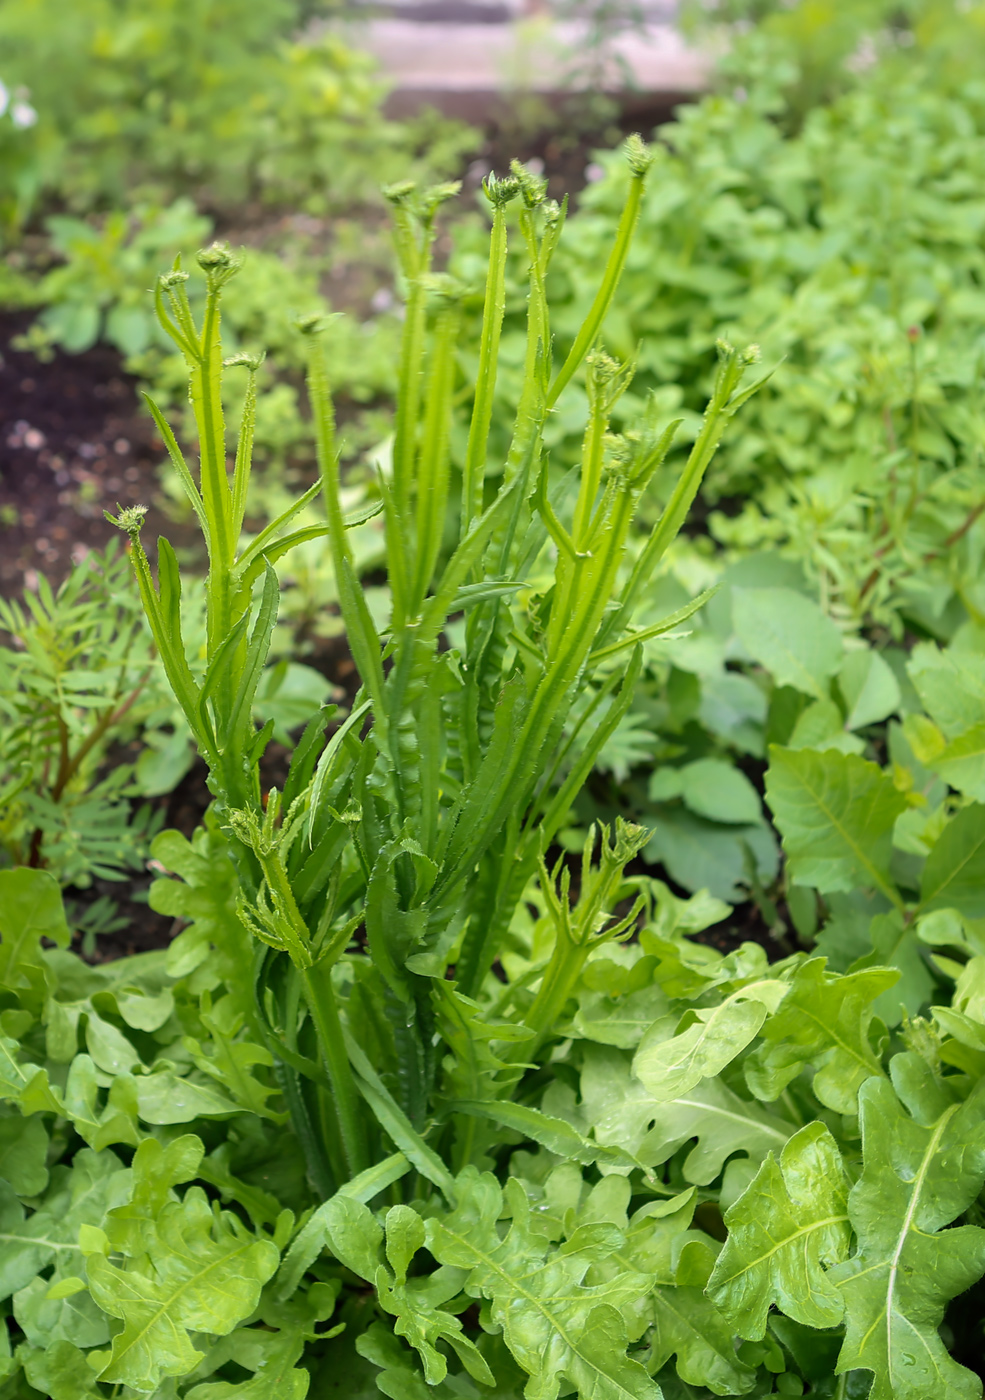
[919,803,985,918]
[732,587,843,700]
[633,981,788,1105]
[707,1122,851,1340]
[829,1071,985,1400]
[427,1169,661,1400]
[88,1186,279,1392]
[0,1148,128,1302]
[743,958,894,1113]
[765,746,907,899]
[320,1194,492,1388]
[574,1045,794,1185]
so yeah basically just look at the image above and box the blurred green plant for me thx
[0,0,472,222]
[450,0,985,644]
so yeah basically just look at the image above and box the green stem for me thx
[300,959,369,1179]
[463,202,509,532]
[546,158,648,410]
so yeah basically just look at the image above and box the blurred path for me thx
[333,1,707,119]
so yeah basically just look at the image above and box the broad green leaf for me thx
[14,1263,111,1349]
[0,1112,49,1196]
[0,868,71,990]
[84,1010,142,1075]
[134,1070,241,1124]
[650,758,762,825]
[855,913,935,1028]
[0,1148,128,1302]
[19,1340,102,1398]
[744,958,894,1113]
[633,981,788,1105]
[575,1044,794,1185]
[830,1070,985,1400]
[707,1122,851,1340]
[643,810,778,903]
[427,1169,661,1400]
[788,699,865,755]
[839,649,900,730]
[88,1187,279,1392]
[765,746,907,900]
[933,722,985,800]
[919,803,985,918]
[650,1283,756,1395]
[571,980,671,1049]
[732,587,843,700]
[907,642,985,738]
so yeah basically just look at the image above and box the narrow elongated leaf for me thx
[830,1070,985,1400]
[707,1121,851,1339]
[765,746,907,903]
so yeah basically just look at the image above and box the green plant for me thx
[449,0,985,644]
[0,72,40,234]
[0,0,472,220]
[0,545,172,889]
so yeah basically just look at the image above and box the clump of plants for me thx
[1,141,985,1400]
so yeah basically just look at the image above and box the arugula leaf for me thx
[633,980,788,1105]
[830,1068,985,1400]
[743,958,894,1113]
[318,1193,492,1387]
[427,1168,661,1400]
[707,1122,851,1340]
[576,1044,794,1185]
[88,1183,280,1391]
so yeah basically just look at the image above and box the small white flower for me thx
[0,81,8,118]
[11,100,37,129]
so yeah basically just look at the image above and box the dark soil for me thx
[0,310,204,595]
